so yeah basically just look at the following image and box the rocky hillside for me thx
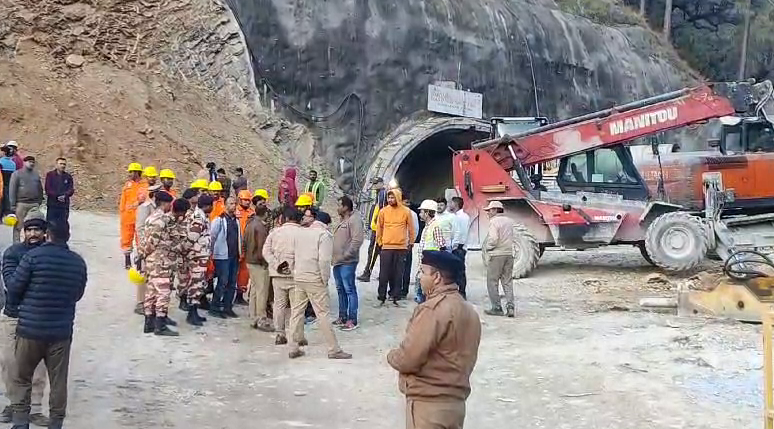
[0,0,315,211]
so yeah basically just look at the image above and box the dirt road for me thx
[0,211,763,428]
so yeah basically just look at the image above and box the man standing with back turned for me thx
[6,221,87,429]
[388,250,481,429]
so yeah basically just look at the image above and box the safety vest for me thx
[421,218,442,251]
[306,181,322,203]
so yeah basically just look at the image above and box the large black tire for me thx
[644,212,709,271]
[513,223,540,279]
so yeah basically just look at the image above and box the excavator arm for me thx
[475,80,774,172]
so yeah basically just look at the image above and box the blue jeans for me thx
[213,257,238,311]
[333,263,358,324]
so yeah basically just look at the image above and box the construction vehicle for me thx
[453,79,774,277]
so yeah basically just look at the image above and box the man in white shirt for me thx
[435,197,456,250]
[449,197,471,299]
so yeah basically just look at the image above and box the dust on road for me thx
[0,212,763,428]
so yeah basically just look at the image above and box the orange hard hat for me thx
[238,190,252,200]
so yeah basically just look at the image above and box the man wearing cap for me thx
[120,163,144,269]
[0,146,16,217]
[414,200,447,303]
[44,158,74,228]
[132,183,162,314]
[9,156,44,244]
[3,141,23,170]
[388,250,481,429]
[482,200,516,318]
[181,195,213,325]
[0,210,50,427]
[159,169,177,197]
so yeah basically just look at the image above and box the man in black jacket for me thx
[43,157,74,230]
[0,211,49,426]
[5,221,87,429]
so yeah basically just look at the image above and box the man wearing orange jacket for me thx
[119,163,144,269]
[208,181,226,221]
[234,190,254,305]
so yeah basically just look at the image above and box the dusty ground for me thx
[0,211,764,428]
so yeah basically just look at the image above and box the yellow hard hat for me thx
[159,169,176,179]
[128,267,146,285]
[295,193,314,207]
[143,166,158,177]
[208,181,224,191]
[2,214,17,227]
[189,179,208,189]
[127,162,142,172]
[254,189,269,200]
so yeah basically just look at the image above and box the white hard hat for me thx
[419,199,438,212]
[4,140,17,148]
[484,200,504,210]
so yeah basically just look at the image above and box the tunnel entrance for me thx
[395,128,489,203]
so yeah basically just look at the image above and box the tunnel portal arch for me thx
[360,116,491,204]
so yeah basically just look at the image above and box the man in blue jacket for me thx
[0,210,49,426]
[5,221,87,429]
[210,197,240,319]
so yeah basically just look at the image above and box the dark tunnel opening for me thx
[395,128,489,205]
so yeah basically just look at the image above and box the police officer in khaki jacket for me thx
[387,250,482,429]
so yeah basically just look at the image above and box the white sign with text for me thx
[427,84,483,119]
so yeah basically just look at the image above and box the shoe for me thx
[288,349,305,359]
[133,302,144,315]
[124,253,132,270]
[179,296,189,312]
[186,307,203,326]
[506,304,515,318]
[223,308,239,318]
[28,413,49,427]
[47,418,63,429]
[356,272,371,282]
[234,292,248,306]
[154,317,179,336]
[255,321,275,333]
[332,318,346,326]
[484,307,505,316]
[0,406,11,423]
[10,424,29,429]
[340,321,358,331]
[143,315,155,333]
[275,334,288,345]
[164,316,177,327]
[298,338,309,347]
[391,299,402,308]
[328,350,353,359]
[208,309,227,319]
[373,300,386,308]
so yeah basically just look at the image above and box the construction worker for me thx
[159,169,177,197]
[181,195,214,325]
[119,163,144,269]
[138,166,158,202]
[133,183,162,314]
[415,200,447,304]
[482,201,516,318]
[208,181,225,221]
[303,169,327,207]
[190,179,208,192]
[141,191,180,336]
[234,189,255,305]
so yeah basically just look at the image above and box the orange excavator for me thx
[454,79,774,277]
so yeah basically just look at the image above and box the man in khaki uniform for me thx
[481,200,516,317]
[388,250,481,429]
[244,193,272,331]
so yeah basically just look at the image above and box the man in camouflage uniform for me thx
[176,188,200,312]
[182,194,213,326]
[141,191,179,336]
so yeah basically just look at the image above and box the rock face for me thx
[224,0,695,191]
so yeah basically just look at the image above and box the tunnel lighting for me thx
[389,178,398,189]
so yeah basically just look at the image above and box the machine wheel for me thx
[644,212,708,272]
[638,243,655,266]
[513,223,540,279]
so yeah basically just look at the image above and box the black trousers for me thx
[46,205,70,230]
[400,249,413,298]
[378,249,406,302]
[452,248,468,299]
[11,337,72,423]
[363,231,381,275]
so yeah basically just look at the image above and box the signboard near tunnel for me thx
[427,84,483,119]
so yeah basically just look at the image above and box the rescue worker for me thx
[303,169,327,208]
[139,166,158,198]
[183,195,214,325]
[159,169,177,197]
[177,188,200,312]
[415,200,447,304]
[0,210,49,427]
[133,184,162,314]
[388,250,481,429]
[287,205,351,360]
[358,177,388,282]
[234,190,255,305]
[277,167,298,207]
[263,206,307,346]
[119,163,144,269]
[141,191,179,336]
[482,201,516,318]
[296,195,320,323]
[190,179,209,193]
[208,181,225,221]
[435,198,456,250]
[375,188,415,307]
[244,191,272,331]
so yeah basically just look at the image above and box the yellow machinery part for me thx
[677,277,774,323]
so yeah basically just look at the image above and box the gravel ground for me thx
[0,211,764,428]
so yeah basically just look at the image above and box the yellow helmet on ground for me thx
[128,267,146,285]
[159,169,176,179]
[143,166,158,177]
[208,181,223,191]
[190,179,208,190]
[254,189,269,200]
[295,193,314,207]
[127,162,142,172]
